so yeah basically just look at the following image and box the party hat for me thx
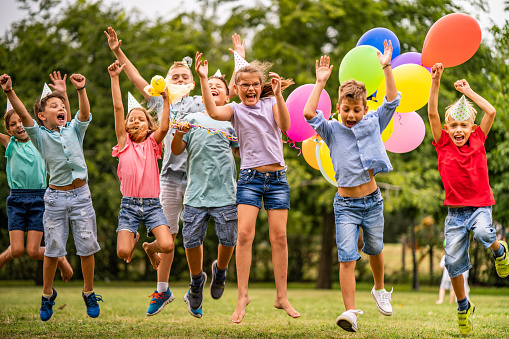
[127,92,143,112]
[213,69,222,77]
[182,56,193,69]
[233,51,249,72]
[6,98,13,111]
[450,95,471,121]
[41,83,52,99]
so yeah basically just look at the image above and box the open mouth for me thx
[17,129,26,136]
[57,112,66,123]
[454,135,464,143]
[211,90,219,97]
[246,94,256,100]
[346,120,357,127]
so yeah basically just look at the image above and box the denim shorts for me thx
[181,204,238,249]
[333,188,384,262]
[236,169,290,210]
[43,184,101,257]
[444,206,496,278]
[7,189,46,232]
[117,197,169,237]
[160,172,187,234]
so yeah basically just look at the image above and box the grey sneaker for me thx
[210,260,227,299]
[336,309,363,332]
[188,272,207,310]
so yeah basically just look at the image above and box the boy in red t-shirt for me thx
[428,63,509,337]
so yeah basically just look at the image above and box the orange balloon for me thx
[421,13,481,68]
[302,138,320,170]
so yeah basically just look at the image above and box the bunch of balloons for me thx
[288,14,481,186]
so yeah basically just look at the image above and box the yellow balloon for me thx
[376,64,432,113]
[319,142,337,183]
[151,75,166,94]
[302,138,320,170]
[381,117,394,143]
[367,99,381,111]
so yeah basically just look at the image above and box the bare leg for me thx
[449,288,455,304]
[231,204,258,324]
[368,252,384,290]
[451,274,465,301]
[116,230,140,263]
[186,245,203,276]
[143,225,174,270]
[217,244,235,270]
[81,254,95,292]
[157,233,177,285]
[25,231,44,260]
[0,246,13,270]
[43,256,58,295]
[436,288,445,304]
[340,261,357,310]
[8,230,25,259]
[267,209,300,318]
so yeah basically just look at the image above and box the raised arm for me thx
[170,122,190,155]
[104,27,150,101]
[270,72,291,131]
[195,52,233,121]
[70,74,90,122]
[454,79,496,136]
[108,60,127,149]
[378,40,397,102]
[228,33,246,98]
[303,56,334,120]
[428,63,444,143]
[49,71,71,122]
[0,74,33,127]
[153,88,171,144]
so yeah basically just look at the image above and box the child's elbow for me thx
[303,110,315,121]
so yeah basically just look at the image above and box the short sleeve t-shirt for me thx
[5,137,47,189]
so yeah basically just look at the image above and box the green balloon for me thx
[339,45,384,96]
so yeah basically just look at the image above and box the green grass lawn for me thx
[1,281,508,338]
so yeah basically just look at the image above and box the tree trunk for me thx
[35,260,43,286]
[429,245,433,284]
[412,222,419,290]
[316,209,335,289]
[401,234,406,277]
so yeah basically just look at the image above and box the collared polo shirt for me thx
[306,94,401,187]
[24,112,91,186]
[5,136,47,189]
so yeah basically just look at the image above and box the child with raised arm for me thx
[0,73,73,281]
[303,42,400,333]
[0,72,102,322]
[197,52,299,324]
[108,60,174,272]
[428,63,508,337]
[105,27,204,315]
[171,69,238,318]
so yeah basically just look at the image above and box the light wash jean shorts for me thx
[160,172,187,234]
[116,197,169,237]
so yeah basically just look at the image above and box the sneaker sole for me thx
[371,290,393,316]
[336,317,356,332]
[183,293,202,318]
[146,293,175,316]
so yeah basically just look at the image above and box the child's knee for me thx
[158,240,174,254]
[117,247,130,259]
[10,245,24,258]
[237,229,255,245]
[26,247,40,259]
[269,231,287,246]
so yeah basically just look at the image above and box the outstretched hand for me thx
[49,71,67,93]
[70,74,86,89]
[104,27,122,52]
[270,72,282,95]
[377,39,393,66]
[431,63,444,80]
[195,52,208,79]
[108,60,125,77]
[175,121,191,134]
[228,33,246,58]
[315,55,333,83]
[0,74,12,92]
[454,79,472,94]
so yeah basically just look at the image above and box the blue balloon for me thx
[356,28,401,60]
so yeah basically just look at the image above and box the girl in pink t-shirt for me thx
[108,61,174,272]
[196,50,300,323]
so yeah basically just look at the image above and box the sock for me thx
[157,282,168,293]
[215,265,227,280]
[457,297,469,311]
[42,293,52,300]
[493,244,505,258]
[376,288,385,292]
[191,271,204,286]
[83,290,94,297]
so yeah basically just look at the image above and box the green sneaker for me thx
[457,302,475,337]
[495,241,509,278]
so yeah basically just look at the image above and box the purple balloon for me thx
[384,112,425,153]
[286,84,332,142]
[392,52,431,72]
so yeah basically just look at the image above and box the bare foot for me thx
[435,300,443,304]
[57,256,73,282]
[126,232,140,263]
[0,247,13,270]
[274,298,300,318]
[143,242,160,270]
[231,296,251,324]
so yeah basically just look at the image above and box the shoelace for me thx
[84,294,103,307]
[148,292,165,304]
[345,309,364,317]
[41,300,55,311]
[380,288,393,303]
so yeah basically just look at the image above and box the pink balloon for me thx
[286,84,332,141]
[384,112,425,153]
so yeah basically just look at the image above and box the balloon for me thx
[392,52,431,72]
[384,112,425,153]
[316,141,337,186]
[339,45,384,96]
[381,118,394,143]
[367,99,381,111]
[302,137,320,170]
[377,64,431,113]
[151,75,166,94]
[421,13,481,68]
[286,85,332,142]
[356,27,401,60]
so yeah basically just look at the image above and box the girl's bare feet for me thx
[0,247,13,270]
[231,295,251,324]
[274,298,300,318]
[143,242,160,270]
[57,256,73,282]
[126,232,140,263]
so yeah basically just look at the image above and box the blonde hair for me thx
[168,62,193,77]
[445,98,477,123]
[338,80,367,107]
[125,107,158,140]
[235,60,294,99]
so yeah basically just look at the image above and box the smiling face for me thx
[5,112,29,142]
[444,118,476,147]
[38,97,67,130]
[208,78,229,106]
[125,109,150,142]
[235,72,262,106]
[337,98,368,128]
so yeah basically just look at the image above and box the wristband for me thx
[4,88,13,93]
[381,63,391,69]
[77,85,86,91]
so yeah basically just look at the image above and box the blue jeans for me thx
[445,206,496,278]
[333,188,384,262]
[7,189,46,232]
[43,184,100,257]
[117,197,169,237]
[236,169,290,210]
[181,204,238,249]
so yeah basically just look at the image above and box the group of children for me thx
[0,26,508,336]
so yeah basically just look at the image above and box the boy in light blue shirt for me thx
[304,43,400,333]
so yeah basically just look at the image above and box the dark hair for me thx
[33,91,67,126]
[4,109,16,131]
[208,75,230,96]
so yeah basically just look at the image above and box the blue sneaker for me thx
[82,291,103,318]
[183,290,203,318]
[146,289,175,316]
[183,272,207,318]
[40,288,57,321]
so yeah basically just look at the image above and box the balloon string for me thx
[282,131,302,155]
[170,120,238,142]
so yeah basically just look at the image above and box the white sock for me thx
[157,282,168,293]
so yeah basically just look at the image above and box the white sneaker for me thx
[371,287,393,316]
[336,309,363,332]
